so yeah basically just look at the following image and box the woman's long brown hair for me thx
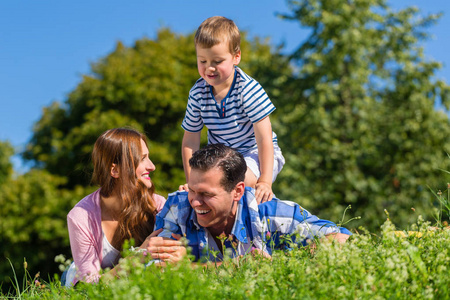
[91,128,157,250]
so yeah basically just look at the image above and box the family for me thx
[63,16,351,287]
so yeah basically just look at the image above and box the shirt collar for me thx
[187,187,263,245]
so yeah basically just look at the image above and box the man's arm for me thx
[289,202,351,239]
[260,200,352,247]
[154,192,185,238]
[150,192,190,264]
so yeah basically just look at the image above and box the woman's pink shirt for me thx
[67,189,166,284]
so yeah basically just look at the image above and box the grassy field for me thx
[2,214,450,300]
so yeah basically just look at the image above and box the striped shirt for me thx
[155,187,351,261]
[182,67,278,153]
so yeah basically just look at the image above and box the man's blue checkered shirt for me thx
[155,187,351,261]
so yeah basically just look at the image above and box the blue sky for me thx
[1,1,449,171]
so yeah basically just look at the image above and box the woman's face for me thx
[135,139,155,188]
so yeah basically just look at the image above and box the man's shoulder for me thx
[158,190,192,218]
[165,190,190,206]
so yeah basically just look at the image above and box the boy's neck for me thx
[212,86,230,102]
[211,68,236,102]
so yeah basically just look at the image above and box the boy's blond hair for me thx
[195,16,240,54]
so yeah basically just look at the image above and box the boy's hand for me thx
[255,181,273,204]
[178,183,189,191]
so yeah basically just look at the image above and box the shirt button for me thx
[200,242,204,247]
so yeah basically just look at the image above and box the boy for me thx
[181,16,284,204]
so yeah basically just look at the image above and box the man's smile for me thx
[195,208,211,215]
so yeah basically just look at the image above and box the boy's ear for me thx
[233,50,241,66]
[110,164,119,178]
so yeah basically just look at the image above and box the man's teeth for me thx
[195,209,211,214]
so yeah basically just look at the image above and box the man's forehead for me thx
[189,167,224,187]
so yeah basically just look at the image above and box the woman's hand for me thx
[140,228,163,249]
[143,233,186,264]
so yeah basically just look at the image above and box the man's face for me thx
[188,167,239,232]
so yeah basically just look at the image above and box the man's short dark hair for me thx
[189,144,246,192]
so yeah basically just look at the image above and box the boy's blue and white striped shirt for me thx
[181,67,278,153]
[155,187,351,261]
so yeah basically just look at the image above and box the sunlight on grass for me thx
[2,215,449,299]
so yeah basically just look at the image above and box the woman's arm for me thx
[67,212,102,284]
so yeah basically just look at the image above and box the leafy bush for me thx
[0,169,93,294]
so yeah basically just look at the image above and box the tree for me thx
[0,144,92,293]
[23,29,291,195]
[0,142,13,186]
[275,0,450,230]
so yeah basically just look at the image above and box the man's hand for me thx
[306,233,350,254]
[324,232,350,244]
[250,247,272,260]
[255,181,273,204]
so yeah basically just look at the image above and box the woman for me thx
[64,127,172,286]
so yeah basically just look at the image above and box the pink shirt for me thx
[67,189,166,284]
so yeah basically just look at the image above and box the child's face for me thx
[196,41,241,92]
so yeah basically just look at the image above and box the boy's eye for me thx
[215,60,223,64]
[200,61,206,64]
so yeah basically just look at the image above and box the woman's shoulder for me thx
[68,189,101,220]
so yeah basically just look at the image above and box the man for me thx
[151,144,351,262]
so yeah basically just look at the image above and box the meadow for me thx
[3,206,450,300]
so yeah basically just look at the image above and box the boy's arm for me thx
[181,131,201,190]
[253,116,274,203]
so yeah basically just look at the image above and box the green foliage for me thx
[275,0,450,230]
[5,219,450,299]
[0,166,92,294]
[0,141,14,186]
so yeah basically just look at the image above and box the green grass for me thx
[2,216,450,300]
